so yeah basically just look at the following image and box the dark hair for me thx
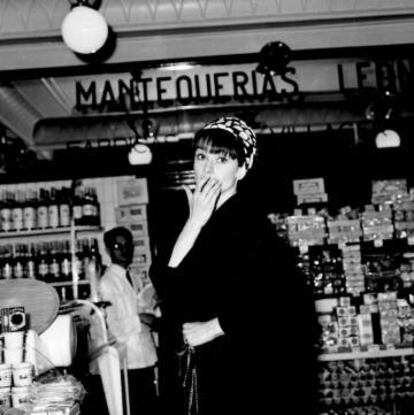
[194,128,245,167]
[103,226,133,249]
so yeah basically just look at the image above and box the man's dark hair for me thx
[103,226,133,250]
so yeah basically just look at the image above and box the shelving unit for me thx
[319,347,414,361]
[0,226,102,242]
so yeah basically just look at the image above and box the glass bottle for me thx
[61,240,72,282]
[26,243,36,279]
[37,189,49,230]
[1,191,12,232]
[13,244,24,279]
[12,191,23,232]
[23,190,37,231]
[49,241,60,280]
[59,187,71,228]
[48,188,59,229]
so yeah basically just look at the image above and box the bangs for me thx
[194,129,244,165]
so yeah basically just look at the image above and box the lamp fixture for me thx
[128,144,153,166]
[375,129,401,149]
[256,41,292,76]
[61,0,108,54]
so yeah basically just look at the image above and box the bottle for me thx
[37,243,49,282]
[90,187,101,226]
[23,190,37,231]
[73,188,83,226]
[2,244,13,280]
[82,187,96,226]
[48,188,59,229]
[61,240,72,282]
[13,244,24,279]
[59,188,71,228]
[12,191,23,232]
[75,239,85,280]
[37,189,49,230]
[1,192,12,232]
[26,243,36,279]
[49,242,60,281]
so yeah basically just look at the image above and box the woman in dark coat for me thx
[150,117,318,415]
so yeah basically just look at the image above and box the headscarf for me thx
[200,116,257,171]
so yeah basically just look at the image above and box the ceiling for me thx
[0,0,413,160]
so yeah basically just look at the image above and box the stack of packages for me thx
[115,177,153,294]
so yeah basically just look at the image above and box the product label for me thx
[26,260,36,279]
[73,205,82,220]
[48,205,59,228]
[23,207,36,230]
[61,258,71,277]
[1,208,11,232]
[14,261,24,278]
[83,203,94,217]
[37,206,48,229]
[38,260,48,277]
[59,204,70,227]
[2,263,12,279]
[12,208,23,232]
[50,260,60,278]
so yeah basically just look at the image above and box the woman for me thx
[150,116,318,415]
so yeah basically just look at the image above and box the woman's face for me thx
[194,147,243,197]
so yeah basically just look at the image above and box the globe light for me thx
[61,6,108,54]
[375,129,401,149]
[128,144,153,165]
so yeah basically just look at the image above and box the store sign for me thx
[74,58,413,111]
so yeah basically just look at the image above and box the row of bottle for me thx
[0,238,101,282]
[0,186,100,232]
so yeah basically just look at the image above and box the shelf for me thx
[50,281,90,287]
[318,347,414,361]
[0,226,102,240]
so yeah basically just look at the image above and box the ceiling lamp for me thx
[128,144,153,166]
[61,1,108,54]
[375,129,401,149]
[256,41,292,76]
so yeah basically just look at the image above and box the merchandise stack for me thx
[115,177,152,293]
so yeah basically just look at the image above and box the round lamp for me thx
[128,144,153,166]
[375,129,401,149]
[61,5,108,54]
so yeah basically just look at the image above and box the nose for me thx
[204,159,214,174]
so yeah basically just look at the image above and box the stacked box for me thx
[340,244,365,296]
[360,205,394,242]
[335,304,360,348]
[293,177,328,205]
[377,292,400,345]
[397,298,414,345]
[116,178,151,292]
[286,214,327,247]
[393,199,414,239]
[318,314,339,351]
[327,219,362,245]
[371,179,407,205]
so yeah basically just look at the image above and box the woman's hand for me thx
[186,177,222,228]
[182,318,224,347]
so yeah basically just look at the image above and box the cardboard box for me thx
[115,204,147,223]
[117,178,148,206]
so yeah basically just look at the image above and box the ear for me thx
[236,164,247,181]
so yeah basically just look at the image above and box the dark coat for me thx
[150,190,318,415]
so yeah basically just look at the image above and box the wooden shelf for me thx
[0,226,102,241]
[318,347,414,361]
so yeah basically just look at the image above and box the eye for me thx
[195,151,206,161]
[217,155,229,164]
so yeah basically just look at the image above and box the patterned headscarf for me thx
[200,116,257,171]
